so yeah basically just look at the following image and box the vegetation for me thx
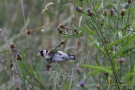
[0,0,135,90]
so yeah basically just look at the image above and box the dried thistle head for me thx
[26,30,31,35]
[59,24,65,29]
[75,6,82,13]
[79,81,85,87]
[120,9,126,17]
[125,3,129,9]
[96,84,101,90]
[41,2,54,14]
[16,53,22,61]
[88,11,94,16]
[104,72,109,77]
[46,63,51,71]
[103,10,108,16]
[15,87,20,90]
[10,63,14,68]
[74,29,78,33]
[56,27,63,34]
[48,49,55,54]
[128,0,132,3]
[60,40,65,45]
[76,67,82,74]
[117,58,125,65]
[87,8,94,16]
[110,8,115,16]
[10,42,16,49]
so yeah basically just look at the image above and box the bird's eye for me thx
[40,51,44,57]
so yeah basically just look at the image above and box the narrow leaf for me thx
[116,44,133,56]
[108,34,130,50]
[95,0,102,11]
[81,64,112,74]
[88,36,106,56]
[63,80,70,90]
[86,70,100,76]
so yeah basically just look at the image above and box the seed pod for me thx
[10,42,16,49]
[59,24,65,29]
[117,58,125,65]
[79,81,85,87]
[96,84,101,90]
[101,18,104,25]
[128,0,132,3]
[87,7,95,17]
[125,3,129,9]
[120,9,126,17]
[46,63,51,71]
[60,40,65,45]
[87,8,91,13]
[56,28,63,34]
[16,54,22,61]
[48,49,54,54]
[15,87,20,90]
[74,29,78,32]
[76,67,82,74]
[76,6,82,13]
[104,72,109,77]
[110,8,114,16]
[103,10,108,16]
[27,30,31,35]
[10,63,14,68]
[88,11,94,16]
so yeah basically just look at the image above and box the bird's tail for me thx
[68,54,75,60]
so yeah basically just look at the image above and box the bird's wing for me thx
[56,51,63,55]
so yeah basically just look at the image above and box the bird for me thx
[37,50,75,63]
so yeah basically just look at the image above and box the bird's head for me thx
[37,50,48,57]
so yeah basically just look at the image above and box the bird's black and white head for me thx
[37,50,48,57]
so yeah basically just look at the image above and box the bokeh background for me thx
[0,0,86,90]
[0,0,134,90]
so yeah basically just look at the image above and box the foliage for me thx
[0,0,135,90]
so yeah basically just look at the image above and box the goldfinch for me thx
[37,50,75,62]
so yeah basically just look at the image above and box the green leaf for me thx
[125,34,135,44]
[109,2,117,9]
[95,0,102,11]
[89,40,97,46]
[84,24,96,36]
[88,36,106,56]
[28,66,34,75]
[81,64,112,74]
[86,70,100,76]
[124,24,131,29]
[63,80,70,90]
[116,44,134,56]
[79,27,96,36]
[124,72,133,80]
[108,34,130,50]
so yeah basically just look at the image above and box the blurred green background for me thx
[0,0,83,90]
[1,0,134,90]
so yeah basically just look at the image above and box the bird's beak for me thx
[37,53,41,56]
